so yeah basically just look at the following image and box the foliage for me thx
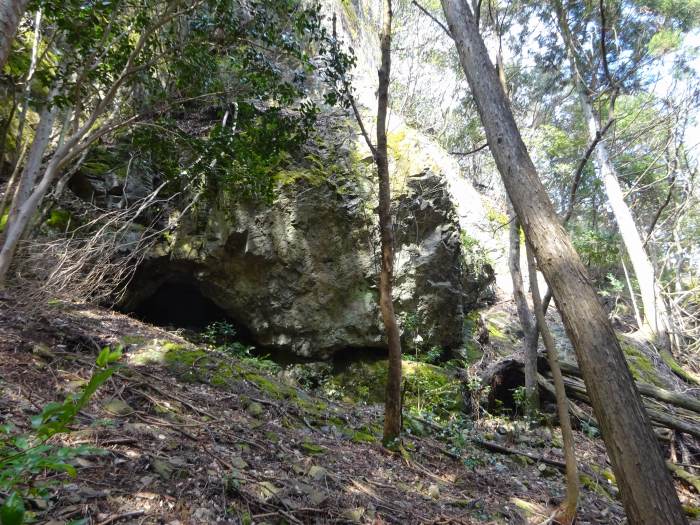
[202,321,254,359]
[5,0,356,221]
[203,320,238,347]
[403,345,443,365]
[0,347,122,524]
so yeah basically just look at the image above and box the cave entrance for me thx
[131,281,235,332]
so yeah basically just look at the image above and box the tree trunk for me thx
[2,103,56,242]
[526,242,578,524]
[376,0,401,444]
[551,0,672,348]
[440,0,687,522]
[0,0,29,71]
[0,155,60,284]
[508,208,538,412]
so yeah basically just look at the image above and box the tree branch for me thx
[450,142,489,156]
[561,117,614,224]
[411,1,451,38]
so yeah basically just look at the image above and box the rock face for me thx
[121,168,492,358]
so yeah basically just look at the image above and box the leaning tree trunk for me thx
[526,243,579,524]
[376,0,402,444]
[440,0,687,522]
[3,103,56,238]
[508,208,538,412]
[551,0,672,348]
[0,0,30,71]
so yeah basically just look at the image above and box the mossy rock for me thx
[349,427,378,444]
[163,345,219,383]
[460,310,484,364]
[243,372,295,399]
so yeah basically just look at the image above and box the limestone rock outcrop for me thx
[120,168,492,358]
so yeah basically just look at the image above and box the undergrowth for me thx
[0,347,122,525]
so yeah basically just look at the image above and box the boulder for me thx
[120,169,493,358]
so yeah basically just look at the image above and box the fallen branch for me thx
[667,461,700,493]
[472,438,567,470]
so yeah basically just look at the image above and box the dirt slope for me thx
[0,290,689,524]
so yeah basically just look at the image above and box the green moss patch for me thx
[328,359,463,422]
[45,208,72,231]
[619,338,670,388]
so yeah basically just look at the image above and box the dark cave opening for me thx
[130,281,235,332]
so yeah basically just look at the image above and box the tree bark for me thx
[0,0,29,71]
[551,0,672,348]
[376,0,401,444]
[508,208,538,412]
[440,0,687,522]
[3,103,56,238]
[526,243,578,524]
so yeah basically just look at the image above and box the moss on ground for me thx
[327,359,463,421]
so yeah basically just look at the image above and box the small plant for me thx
[203,321,255,358]
[203,321,238,346]
[0,346,122,524]
[512,385,527,410]
[424,346,443,364]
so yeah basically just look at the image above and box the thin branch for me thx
[644,178,676,247]
[561,117,614,223]
[450,142,488,156]
[411,1,451,38]
[347,85,377,157]
[475,0,483,28]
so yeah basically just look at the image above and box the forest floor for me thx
[0,289,697,524]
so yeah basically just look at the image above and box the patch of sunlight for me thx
[127,339,172,365]
[510,497,552,523]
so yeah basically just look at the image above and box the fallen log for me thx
[484,357,700,440]
[537,373,597,426]
[647,409,700,440]
[473,437,566,470]
[557,360,700,414]
[551,374,700,439]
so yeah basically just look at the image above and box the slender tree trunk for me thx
[526,242,578,524]
[551,0,671,347]
[622,258,644,330]
[499,52,538,412]
[508,207,538,412]
[0,0,30,71]
[0,155,60,284]
[376,0,401,444]
[0,146,24,220]
[440,1,687,522]
[3,103,56,238]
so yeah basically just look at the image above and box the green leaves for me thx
[96,346,122,367]
[0,347,122,524]
[30,346,121,439]
[0,493,25,525]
